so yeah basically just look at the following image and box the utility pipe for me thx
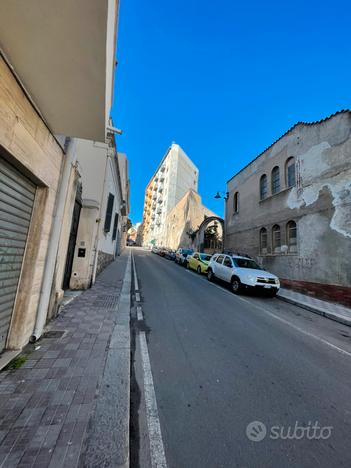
[31,138,77,341]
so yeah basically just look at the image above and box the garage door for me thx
[0,157,36,352]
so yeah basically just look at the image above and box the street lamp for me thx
[214,191,229,200]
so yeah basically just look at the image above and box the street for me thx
[132,248,351,468]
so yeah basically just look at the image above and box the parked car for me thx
[151,246,159,254]
[175,248,194,266]
[157,247,165,257]
[207,254,280,296]
[165,249,176,261]
[187,252,212,274]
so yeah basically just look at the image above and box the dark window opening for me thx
[104,193,115,232]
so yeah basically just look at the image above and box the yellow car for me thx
[187,252,213,274]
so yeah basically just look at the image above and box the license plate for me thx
[263,285,272,289]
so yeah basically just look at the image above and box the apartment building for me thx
[225,110,351,306]
[142,143,199,246]
[0,1,119,355]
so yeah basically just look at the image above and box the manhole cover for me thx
[42,330,66,339]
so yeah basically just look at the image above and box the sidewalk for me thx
[0,250,130,468]
[277,288,351,327]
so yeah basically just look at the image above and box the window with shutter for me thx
[104,193,114,232]
[112,213,119,240]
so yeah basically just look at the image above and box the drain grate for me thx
[42,330,66,339]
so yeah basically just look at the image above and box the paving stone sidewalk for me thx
[278,287,351,327]
[0,251,129,468]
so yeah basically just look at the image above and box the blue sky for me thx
[111,0,350,223]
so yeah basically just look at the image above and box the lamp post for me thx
[214,191,229,253]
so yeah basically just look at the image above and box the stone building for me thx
[0,1,119,356]
[164,190,219,250]
[225,110,351,306]
[142,143,199,246]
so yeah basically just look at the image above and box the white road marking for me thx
[132,252,139,290]
[188,269,351,359]
[135,292,141,302]
[139,331,168,468]
[137,305,144,321]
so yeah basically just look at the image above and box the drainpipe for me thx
[31,138,77,342]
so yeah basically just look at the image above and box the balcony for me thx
[160,165,166,172]
[159,174,165,182]
[157,207,162,214]
[0,0,118,142]
[152,202,156,209]
[157,198,163,204]
[152,193,157,200]
[151,214,155,219]
[158,184,163,192]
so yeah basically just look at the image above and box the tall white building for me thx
[142,144,199,246]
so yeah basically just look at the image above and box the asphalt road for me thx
[132,248,351,468]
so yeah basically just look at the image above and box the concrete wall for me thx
[225,111,351,305]
[0,56,65,349]
[164,190,216,250]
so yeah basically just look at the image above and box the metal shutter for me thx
[0,157,36,352]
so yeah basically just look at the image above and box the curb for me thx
[277,294,351,328]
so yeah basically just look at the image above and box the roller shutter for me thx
[0,158,36,352]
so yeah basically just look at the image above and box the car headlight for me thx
[247,275,256,283]
[275,278,280,284]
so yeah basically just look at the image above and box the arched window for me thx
[233,192,239,213]
[260,228,267,254]
[271,166,280,194]
[287,220,297,253]
[272,224,281,253]
[260,174,268,200]
[286,157,296,188]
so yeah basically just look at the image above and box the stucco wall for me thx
[165,190,216,250]
[225,111,351,299]
[0,56,65,349]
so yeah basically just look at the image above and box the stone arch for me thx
[194,216,224,253]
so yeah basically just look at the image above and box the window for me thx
[272,224,281,253]
[271,166,280,194]
[233,258,261,269]
[233,192,239,213]
[260,228,268,254]
[287,220,297,253]
[104,193,115,232]
[216,255,224,264]
[260,175,268,200]
[286,157,296,188]
[112,213,119,240]
[194,253,199,260]
[223,256,232,267]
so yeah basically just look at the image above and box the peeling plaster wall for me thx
[225,111,351,292]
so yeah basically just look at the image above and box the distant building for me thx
[225,110,351,306]
[142,144,199,246]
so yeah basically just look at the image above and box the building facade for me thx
[142,143,199,246]
[225,110,351,306]
[0,1,119,355]
[69,136,129,290]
